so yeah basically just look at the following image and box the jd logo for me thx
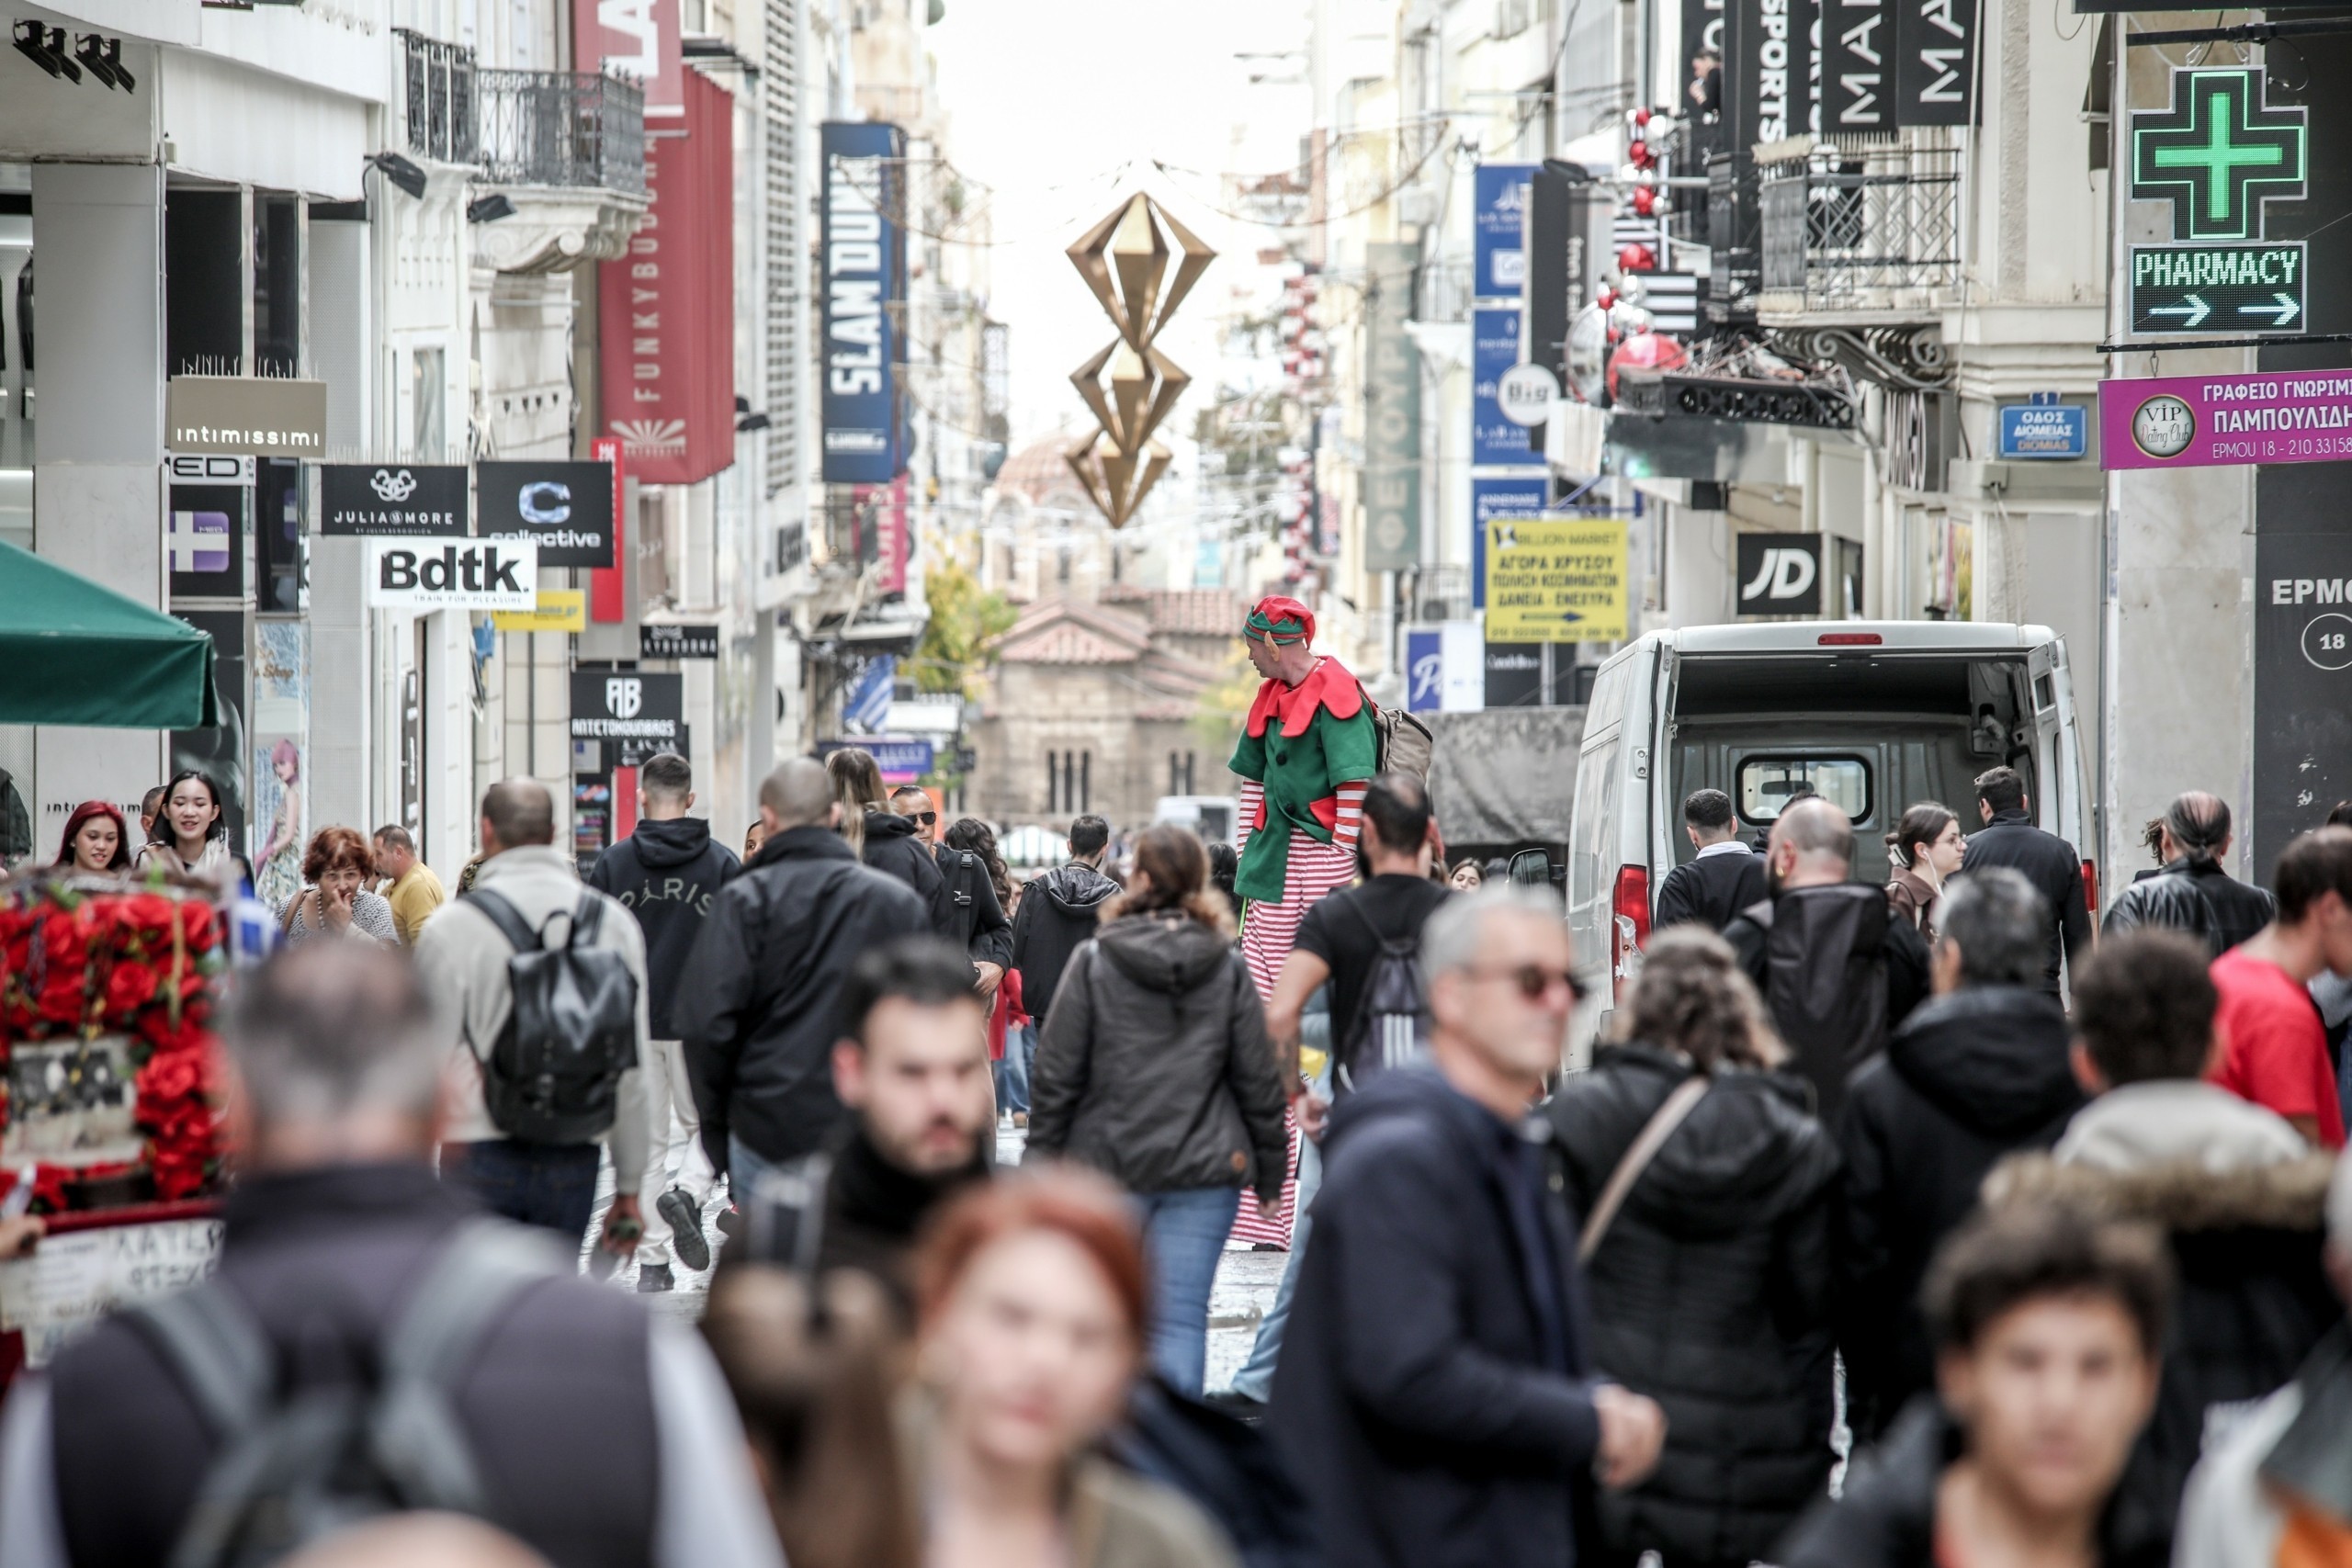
[1742,547,1819,604]
[606,677,643,719]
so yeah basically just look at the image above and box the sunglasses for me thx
[907,810,937,826]
[1465,963,1587,1001]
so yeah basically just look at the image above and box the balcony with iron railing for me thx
[1757,139,1961,320]
[397,28,477,165]
[475,69,646,197]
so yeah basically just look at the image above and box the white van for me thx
[1565,622,2097,1051]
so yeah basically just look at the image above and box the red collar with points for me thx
[1244,656,1364,740]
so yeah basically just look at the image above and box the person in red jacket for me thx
[2208,826,2352,1148]
[990,964,1031,1129]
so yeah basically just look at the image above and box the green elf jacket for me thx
[1228,657,1379,906]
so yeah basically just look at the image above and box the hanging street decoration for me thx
[1064,193,1215,527]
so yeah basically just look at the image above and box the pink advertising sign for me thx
[2101,369,2352,470]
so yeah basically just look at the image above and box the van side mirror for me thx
[1508,848,1553,888]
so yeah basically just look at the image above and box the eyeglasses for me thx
[1463,963,1586,1001]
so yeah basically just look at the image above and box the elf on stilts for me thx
[1229,595,1378,999]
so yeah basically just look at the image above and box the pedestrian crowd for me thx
[14,752,2352,1568]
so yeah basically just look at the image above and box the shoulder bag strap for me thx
[458,887,541,954]
[123,1284,276,1441]
[1577,1076,1710,1265]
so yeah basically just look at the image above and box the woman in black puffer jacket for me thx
[1548,926,1840,1568]
[1026,823,1288,1398]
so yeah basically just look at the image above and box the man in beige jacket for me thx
[416,778,650,1257]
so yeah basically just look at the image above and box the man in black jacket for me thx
[1724,797,1930,1120]
[2101,791,2276,954]
[1960,764,2092,994]
[1652,787,1769,931]
[1781,1202,2167,1568]
[1272,889,1665,1568]
[673,758,932,1197]
[892,785,1012,993]
[586,751,740,1290]
[1009,812,1119,1025]
[1837,867,2086,1441]
[0,942,784,1568]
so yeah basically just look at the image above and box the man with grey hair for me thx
[1836,865,2086,1442]
[417,778,651,1254]
[0,942,786,1568]
[1722,795,1930,1119]
[1272,887,1666,1568]
[2176,1149,2352,1566]
[674,757,933,1198]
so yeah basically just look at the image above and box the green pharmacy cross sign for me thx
[2132,68,2305,243]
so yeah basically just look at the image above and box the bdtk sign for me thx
[366,539,539,610]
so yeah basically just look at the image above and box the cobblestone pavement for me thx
[584,1120,1292,1368]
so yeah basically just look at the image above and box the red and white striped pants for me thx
[1228,835,1355,1248]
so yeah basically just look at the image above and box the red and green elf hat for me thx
[1246,594,1316,645]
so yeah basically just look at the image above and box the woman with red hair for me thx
[281,825,399,944]
[51,801,131,874]
[910,1168,1238,1568]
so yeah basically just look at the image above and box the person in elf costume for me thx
[1229,595,1378,1001]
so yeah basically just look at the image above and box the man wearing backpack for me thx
[584,751,739,1292]
[1221,773,1447,1415]
[418,779,651,1255]
[0,942,785,1568]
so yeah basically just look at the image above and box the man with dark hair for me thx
[1837,865,2084,1441]
[673,759,932,1200]
[1980,931,2335,1563]
[2206,826,2352,1149]
[2103,791,2275,953]
[1782,1201,2168,1568]
[1723,796,1929,1117]
[139,784,166,845]
[770,936,995,1308]
[0,942,786,1568]
[1652,786,1767,931]
[369,822,447,945]
[584,751,740,1291]
[893,784,1012,995]
[1009,812,1119,1026]
[417,780,651,1249]
[1960,764,2092,995]
[1225,773,1450,1414]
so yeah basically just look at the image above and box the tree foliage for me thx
[910,558,1017,701]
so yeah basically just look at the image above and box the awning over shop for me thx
[0,541,218,728]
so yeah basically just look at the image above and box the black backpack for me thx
[461,889,639,1143]
[123,1220,565,1568]
[1753,884,1891,1122]
[1334,897,1428,1095]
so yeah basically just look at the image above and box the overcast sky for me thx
[926,0,1312,457]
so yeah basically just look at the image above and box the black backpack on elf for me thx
[460,889,639,1142]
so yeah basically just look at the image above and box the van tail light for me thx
[2082,859,2099,919]
[1818,632,1883,646]
[1612,865,1652,1003]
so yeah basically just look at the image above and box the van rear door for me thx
[2027,636,2098,915]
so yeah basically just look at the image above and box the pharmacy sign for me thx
[2131,68,2305,243]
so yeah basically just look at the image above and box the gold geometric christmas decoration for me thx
[1065,193,1214,527]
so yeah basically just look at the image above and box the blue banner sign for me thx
[820,121,907,484]
[1473,164,1536,299]
[1473,308,1535,465]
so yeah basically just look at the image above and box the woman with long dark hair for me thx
[133,769,232,879]
[1883,801,1962,942]
[51,801,131,874]
[1025,824,1288,1395]
[828,749,942,909]
[1547,927,1840,1568]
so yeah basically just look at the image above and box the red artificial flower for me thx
[137,1045,206,1109]
[104,959,160,1019]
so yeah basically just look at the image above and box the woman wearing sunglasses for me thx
[1545,926,1839,1568]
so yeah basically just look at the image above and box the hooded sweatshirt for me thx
[1025,910,1289,1199]
[586,815,740,1040]
[1012,860,1123,1023]
[1837,985,2084,1439]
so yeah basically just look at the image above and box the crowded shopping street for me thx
[10,0,2352,1564]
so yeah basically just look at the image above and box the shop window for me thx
[165,187,243,376]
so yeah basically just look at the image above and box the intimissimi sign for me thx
[820,120,907,485]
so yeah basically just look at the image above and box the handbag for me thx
[1577,1075,1710,1265]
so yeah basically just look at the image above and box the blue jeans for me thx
[729,1134,785,1203]
[444,1138,601,1245]
[1135,1186,1241,1397]
[993,1023,1032,1116]
[1231,1064,1329,1401]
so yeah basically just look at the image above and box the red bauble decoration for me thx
[1633,186,1657,216]
[1628,140,1655,168]
[1608,330,1690,399]
[1617,243,1659,274]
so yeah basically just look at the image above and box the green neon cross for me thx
[2152,86,2285,222]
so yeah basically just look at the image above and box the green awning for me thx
[0,540,219,728]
